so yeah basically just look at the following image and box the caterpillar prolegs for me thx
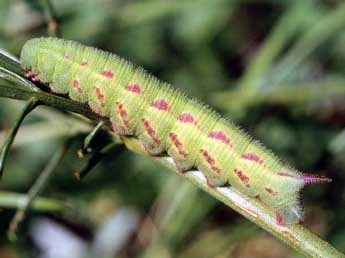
[20,37,331,225]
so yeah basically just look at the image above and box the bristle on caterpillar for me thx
[20,37,332,226]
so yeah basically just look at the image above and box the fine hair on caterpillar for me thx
[20,37,332,226]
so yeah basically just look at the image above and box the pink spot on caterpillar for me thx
[151,99,170,111]
[94,86,105,105]
[200,149,221,174]
[300,173,332,184]
[141,118,161,145]
[25,70,42,83]
[72,80,81,93]
[25,70,33,78]
[178,113,194,123]
[125,84,142,94]
[234,168,250,187]
[171,157,189,173]
[80,61,89,66]
[242,152,263,164]
[101,69,114,78]
[208,130,232,146]
[277,172,297,178]
[111,120,126,135]
[276,212,285,226]
[265,187,278,196]
[169,132,188,158]
[141,142,159,156]
[31,75,41,82]
[116,102,130,129]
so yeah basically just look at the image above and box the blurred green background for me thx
[1,0,345,257]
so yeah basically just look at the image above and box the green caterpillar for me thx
[20,37,331,225]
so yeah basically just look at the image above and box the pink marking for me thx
[141,142,158,156]
[242,152,263,164]
[94,86,105,105]
[265,187,277,196]
[125,84,142,94]
[200,149,221,174]
[25,70,42,83]
[277,172,297,178]
[111,120,126,135]
[116,102,130,129]
[72,80,81,93]
[171,157,189,173]
[208,130,232,146]
[178,113,194,123]
[80,61,89,66]
[141,118,161,145]
[101,69,114,78]
[234,168,250,187]
[151,99,170,111]
[278,171,332,184]
[300,173,332,184]
[169,132,188,158]
[276,212,285,226]
[31,75,41,82]
[25,70,33,78]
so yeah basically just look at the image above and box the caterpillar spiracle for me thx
[20,37,331,226]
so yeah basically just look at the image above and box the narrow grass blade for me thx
[0,98,38,178]
[7,140,71,240]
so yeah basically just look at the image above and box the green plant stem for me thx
[0,98,38,178]
[0,48,23,75]
[7,140,70,240]
[0,84,102,122]
[0,66,39,91]
[0,191,67,211]
[75,142,124,180]
[0,55,343,257]
[40,0,60,37]
[79,121,105,157]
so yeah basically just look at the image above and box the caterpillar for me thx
[20,37,331,226]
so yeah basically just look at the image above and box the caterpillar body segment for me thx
[20,37,331,225]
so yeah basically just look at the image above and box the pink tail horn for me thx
[301,173,332,184]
